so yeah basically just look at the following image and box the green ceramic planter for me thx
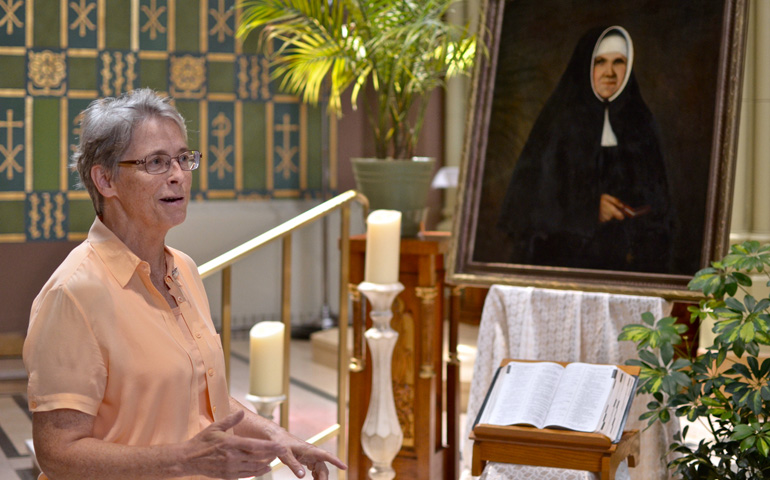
[351,157,436,237]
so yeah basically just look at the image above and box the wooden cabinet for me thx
[347,233,457,480]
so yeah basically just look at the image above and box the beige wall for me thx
[732,0,770,243]
[703,0,770,351]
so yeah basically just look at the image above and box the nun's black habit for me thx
[497,26,673,273]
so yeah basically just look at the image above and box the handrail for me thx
[197,189,368,480]
[199,190,366,278]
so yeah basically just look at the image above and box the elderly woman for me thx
[497,26,673,273]
[23,88,346,480]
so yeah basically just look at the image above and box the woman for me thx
[23,88,346,479]
[497,26,673,272]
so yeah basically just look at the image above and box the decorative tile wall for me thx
[0,0,334,242]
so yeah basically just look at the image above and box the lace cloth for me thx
[460,285,679,480]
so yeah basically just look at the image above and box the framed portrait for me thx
[448,0,749,299]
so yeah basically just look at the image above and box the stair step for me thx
[309,327,352,370]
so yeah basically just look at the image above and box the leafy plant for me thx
[236,0,479,159]
[619,241,770,480]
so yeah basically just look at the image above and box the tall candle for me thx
[364,210,402,284]
[249,321,285,397]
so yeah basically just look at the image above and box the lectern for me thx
[470,360,641,480]
[470,427,640,480]
[347,233,457,480]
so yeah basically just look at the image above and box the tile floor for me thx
[0,357,36,480]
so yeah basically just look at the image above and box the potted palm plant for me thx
[237,0,479,235]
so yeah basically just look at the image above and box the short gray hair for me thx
[71,88,187,216]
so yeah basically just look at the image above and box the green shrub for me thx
[619,241,770,479]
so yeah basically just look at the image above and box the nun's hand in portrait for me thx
[599,193,628,223]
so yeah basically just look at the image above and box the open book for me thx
[473,361,637,443]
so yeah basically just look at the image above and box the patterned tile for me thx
[0,0,332,243]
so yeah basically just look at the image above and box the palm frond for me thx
[236,0,481,158]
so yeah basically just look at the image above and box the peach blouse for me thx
[24,218,229,461]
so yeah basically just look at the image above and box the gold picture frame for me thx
[448,0,749,299]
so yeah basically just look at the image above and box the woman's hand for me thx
[227,397,347,479]
[267,428,347,480]
[33,408,287,480]
[182,410,284,479]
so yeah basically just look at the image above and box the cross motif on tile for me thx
[209,0,233,44]
[275,113,298,180]
[69,0,97,38]
[0,109,23,181]
[209,112,233,180]
[0,0,23,35]
[141,0,166,40]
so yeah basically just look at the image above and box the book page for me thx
[595,368,637,441]
[484,362,564,429]
[474,366,506,426]
[543,363,616,432]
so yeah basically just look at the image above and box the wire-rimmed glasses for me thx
[118,151,202,175]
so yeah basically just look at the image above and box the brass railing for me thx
[197,189,368,478]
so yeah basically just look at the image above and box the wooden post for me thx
[347,234,453,480]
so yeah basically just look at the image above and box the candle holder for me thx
[245,393,286,421]
[357,281,405,480]
[245,394,286,480]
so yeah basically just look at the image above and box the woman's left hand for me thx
[228,397,347,479]
[271,429,347,479]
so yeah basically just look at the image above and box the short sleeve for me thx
[23,285,107,415]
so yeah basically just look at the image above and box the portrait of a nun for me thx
[497,25,674,273]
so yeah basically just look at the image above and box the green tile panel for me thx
[0,55,26,89]
[68,56,97,91]
[105,0,131,50]
[32,98,60,191]
[0,0,331,242]
[242,101,266,192]
[0,199,24,234]
[67,197,96,233]
[208,61,233,93]
[175,0,200,52]
[33,0,60,48]
[139,58,168,92]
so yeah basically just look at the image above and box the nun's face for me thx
[593,52,627,99]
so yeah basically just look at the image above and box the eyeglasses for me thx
[118,151,202,175]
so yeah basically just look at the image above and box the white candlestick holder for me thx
[245,394,286,480]
[245,393,286,421]
[357,281,404,480]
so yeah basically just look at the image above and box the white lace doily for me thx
[460,285,679,480]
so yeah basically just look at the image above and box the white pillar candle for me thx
[249,321,285,397]
[364,210,402,284]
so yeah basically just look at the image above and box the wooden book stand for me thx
[470,360,641,480]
